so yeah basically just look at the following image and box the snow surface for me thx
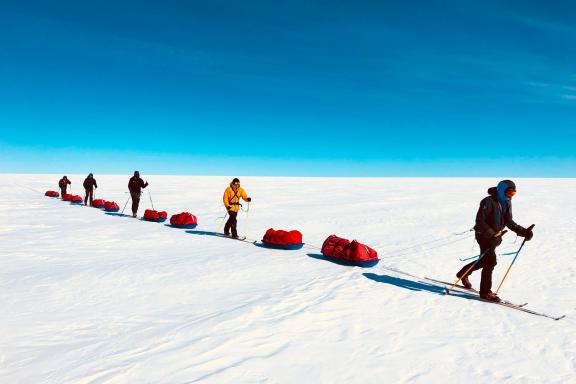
[1,174,575,383]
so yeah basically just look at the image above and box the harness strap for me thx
[228,188,243,207]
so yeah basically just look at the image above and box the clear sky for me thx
[1,0,574,176]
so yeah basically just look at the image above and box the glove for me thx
[247,197,252,202]
[490,234,503,248]
[227,206,231,211]
[144,182,149,187]
[523,228,534,241]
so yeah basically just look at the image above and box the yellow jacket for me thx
[223,185,249,213]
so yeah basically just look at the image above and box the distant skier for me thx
[222,178,251,238]
[83,173,98,206]
[457,180,533,302]
[58,176,71,197]
[128,171,149,217]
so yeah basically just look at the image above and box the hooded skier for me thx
[83,173,98,206]
[128,171,149,217]
[457,180,533,302]
[58,176,71,197]
[222,178,251,238]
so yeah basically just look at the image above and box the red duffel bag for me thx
[169,212,198,228]
[70,195,83,204]
[284,230,303,244]
[45,190,59,197]
[144,209,168,222]
[92,199,106,208]
[104,201,120,212]
[62,194,73,201]
[261,228,304,249]
[321,235,379,266]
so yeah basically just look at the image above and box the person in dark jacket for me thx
[58,176,71,197]
[83,173,98,206]
[457,180,533,302]
[128,171,149,217]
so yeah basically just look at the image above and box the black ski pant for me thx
[457,237,498,295]
[224,211,238,237]
[60,187,67,197]
[84,188,94,206]
[131,192,141,215]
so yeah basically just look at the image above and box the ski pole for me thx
[495,224,535,294]
[459,253,481,262]
[216,212,228,222]
[243,202,251,238]
[121,195,130,214]
[147,190,155,211]
[460,250,518,262]
[445,230,507,294]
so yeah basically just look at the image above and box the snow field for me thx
[0,175,574,383]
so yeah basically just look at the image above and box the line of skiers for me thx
[58,174,98,206]
[57,175,530,302]
[58,173,252,239]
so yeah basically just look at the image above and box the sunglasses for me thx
[505,189,516,197]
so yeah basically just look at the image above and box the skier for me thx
[83,173,98,206]
[128,171,149,217]
[58,176,71,197]
[457,180,533,302]
[222,178,251,238]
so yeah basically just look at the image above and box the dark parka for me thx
[58,177,71,189]
[128,176,148,195]
[83,176,98,190]
[474,183,528,240]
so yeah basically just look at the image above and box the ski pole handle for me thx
[494,229,507,238]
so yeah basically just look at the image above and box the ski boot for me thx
[457,273,472,289]
[480,291,501,302]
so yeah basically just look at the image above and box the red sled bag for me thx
[261,228,304,250]
[143,209,168,222]
[70,195,84,204]
[104,201,120,212]
[91,199,106,208]
[169,212,198,228]
[62,194,73,201]
[321,235,379,267]
[45,190,59,197]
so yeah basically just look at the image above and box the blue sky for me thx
[0,0,574,176]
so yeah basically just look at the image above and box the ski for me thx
[424,277,565,321]
[427,277,529,308]
[218,234,256,244]
[424,277,527,307]
[186,230,257,244]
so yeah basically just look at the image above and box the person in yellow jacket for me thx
[223,178,251,238]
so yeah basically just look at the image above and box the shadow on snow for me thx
[306,253,379,268]
[363,273,446,295]
[363,273,494,303]
[185,230,230,238]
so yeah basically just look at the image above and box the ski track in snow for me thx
[0,175,575,383]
